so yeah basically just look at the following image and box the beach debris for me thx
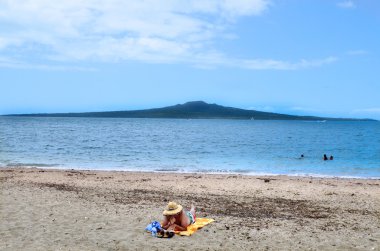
[184,175,202,179]
[257,178,276,183]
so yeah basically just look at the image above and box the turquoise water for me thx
[0,117,379,178]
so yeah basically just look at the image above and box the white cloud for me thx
[337,1,356,9]
[0,0,337,71]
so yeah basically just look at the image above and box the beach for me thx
[1,168,379,250]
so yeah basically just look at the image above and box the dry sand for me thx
[1,167,379,250]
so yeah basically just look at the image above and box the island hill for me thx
[6,101,374,121]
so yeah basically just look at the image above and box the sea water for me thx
[0,117,379,178]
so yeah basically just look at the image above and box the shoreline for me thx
[1,167,379,250]
[2,165,380,180]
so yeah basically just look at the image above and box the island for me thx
[3,101,375,121]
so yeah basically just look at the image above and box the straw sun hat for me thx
[163,201,183,216]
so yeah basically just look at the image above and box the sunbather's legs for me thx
[190,204,196,220]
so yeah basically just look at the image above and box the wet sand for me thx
[1,168,379,250]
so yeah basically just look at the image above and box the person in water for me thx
[323,154,328,161]
[330,155,334,160]
[162,201,196,231]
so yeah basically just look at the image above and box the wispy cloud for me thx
[290,106,322,113]
[0,56,95,71]
[351,108,380,119]
[352,108,380,114]
[247,106,275,112]
[239,57,338,70]
[0,1,336,71]
[337,1,356,9]
[347,50,368,56]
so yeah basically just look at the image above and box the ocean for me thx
[0,117,379,178]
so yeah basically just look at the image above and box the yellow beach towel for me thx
[175,218,215,236]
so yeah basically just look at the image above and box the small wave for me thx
[303,120,327,123]
[5,163,60,167]
[155,168,181,172]
[83,146,102,150]
[193,169,230,173]
[3,163,379,179]
[286,172,380,180]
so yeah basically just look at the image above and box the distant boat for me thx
[250,117,255,120]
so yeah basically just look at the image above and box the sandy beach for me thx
[1,168,379,250]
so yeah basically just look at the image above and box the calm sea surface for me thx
[0,117,379,178]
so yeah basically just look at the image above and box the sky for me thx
[0,0,379,119]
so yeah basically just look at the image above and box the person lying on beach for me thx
[161,201,196,231]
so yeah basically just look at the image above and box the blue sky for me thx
[1,0,379,119]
